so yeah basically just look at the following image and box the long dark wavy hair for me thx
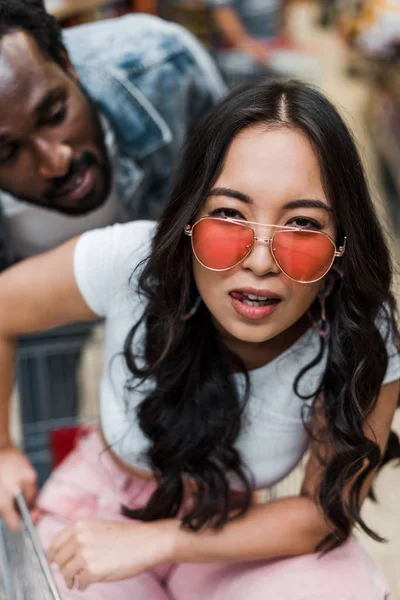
[122,79,400,549]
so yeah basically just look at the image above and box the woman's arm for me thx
[0,237,97,529]
[0,236,97,441]
[0,237,96,338]
[48,379,399,589]
[170,495,328,563]
[168,379,400,563]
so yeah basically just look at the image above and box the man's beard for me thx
[45,150,111,216]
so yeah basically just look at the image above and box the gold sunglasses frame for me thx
[184,217,346,284]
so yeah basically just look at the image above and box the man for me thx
[0,0,226,483]
[0,1,225,259]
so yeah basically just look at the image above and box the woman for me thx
[0,79,398,599]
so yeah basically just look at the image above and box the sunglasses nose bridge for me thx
[253,235,273,245]
[241,233,281,277]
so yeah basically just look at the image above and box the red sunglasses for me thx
[185,217,346,284]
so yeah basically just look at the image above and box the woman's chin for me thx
[216,318,280,346]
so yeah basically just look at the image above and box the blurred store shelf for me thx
[46,0,120,20]
[45,0,156,22]
[168,3,215,49]
[367,61,400,208]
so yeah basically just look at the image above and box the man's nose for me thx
[35,138,73,179]
[240,238,281,277]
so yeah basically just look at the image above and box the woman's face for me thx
[192,126,337,353]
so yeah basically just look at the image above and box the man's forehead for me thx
[0,31,58,97]
[0,31,64,123]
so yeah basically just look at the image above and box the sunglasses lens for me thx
[272,230,335,282]
[192,219,253,269]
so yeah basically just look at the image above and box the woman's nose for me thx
[240,238,281,277]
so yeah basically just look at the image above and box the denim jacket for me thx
[0,14,226,269]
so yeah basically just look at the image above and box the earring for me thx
[310,267,343,339]
[182,296,202,321]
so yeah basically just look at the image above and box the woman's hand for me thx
[47,519,175,591]
[0,446,37,531]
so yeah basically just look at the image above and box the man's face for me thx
[0,31,111,215]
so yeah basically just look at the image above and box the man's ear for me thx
[61,48,79,83]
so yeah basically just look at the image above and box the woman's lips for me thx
[229,289,281,320]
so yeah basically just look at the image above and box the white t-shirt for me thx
[0,191,123,260]
[74,220,400,490]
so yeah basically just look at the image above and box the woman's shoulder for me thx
[73,220,157,317]
[76,220,157,267]
[87,219,156,249]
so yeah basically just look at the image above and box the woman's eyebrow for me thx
[208,188,332,213]
[283,199,332,212]
[208,187,251,203]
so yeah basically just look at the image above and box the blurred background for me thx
[11,0,400,596]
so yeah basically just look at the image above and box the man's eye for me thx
[0,144,19,164]
[209,208,245,220]
[43,103,68,126]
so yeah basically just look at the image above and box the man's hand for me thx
[47,519,175,591]
[0,446,37,531]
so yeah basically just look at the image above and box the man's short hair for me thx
[0,0,67,68]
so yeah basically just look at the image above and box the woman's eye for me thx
[287,217,322,230]
[209,207,245,220]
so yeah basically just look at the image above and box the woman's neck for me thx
[218,314,311,371]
